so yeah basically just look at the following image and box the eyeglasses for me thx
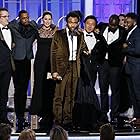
[0,15,9,18]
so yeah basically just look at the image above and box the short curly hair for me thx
[65,11,80,23]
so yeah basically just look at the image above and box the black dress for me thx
[30,25,56,130]
[73,55,101,131]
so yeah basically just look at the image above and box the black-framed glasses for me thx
[0,15,9,18]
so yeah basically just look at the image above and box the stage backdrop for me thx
[0,0,137,28]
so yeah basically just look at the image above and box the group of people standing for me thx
[0,7,140,133]
[0,8,57,132]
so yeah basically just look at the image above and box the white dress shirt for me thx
[103,26,119,45]
[0,23,12,50]
[103,26,119,59]
[83,30,96,53]
[66,27,77,61]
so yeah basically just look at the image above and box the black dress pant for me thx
[126,62,140,118]
[98,61,121,120]
[0,67,12,122]
[13,58,31,119]
[119,65,131,113]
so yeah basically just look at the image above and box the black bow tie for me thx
[108,28,117,33]
[86,34,93,37]
[2,27,9,30]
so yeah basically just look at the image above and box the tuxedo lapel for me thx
[61,29,81,58]
[111,28,123,44]
[93,33,101,49]
[127,27,137,41]
[114,30,121,44]
[77,34,81,50]
[0,30,4,41]
[61,29,69,57]
[0,29,13,50]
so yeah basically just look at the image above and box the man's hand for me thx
[52,72,62,80]
[52,72,59,80]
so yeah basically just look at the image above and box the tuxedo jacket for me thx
[51,28,88,78]
[9,19,38,60]
[89,32,108,64]
[0,29,14,71]
[125,27,140,74]
[99,23,127,67]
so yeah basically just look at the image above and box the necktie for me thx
[86,34,93,37]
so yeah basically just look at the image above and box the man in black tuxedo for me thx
[98,14,127,123]
[73,15,108,131]
[9,10,37,132]
[123,13,140,123]
[83,15,107,87]
[0,7,14,125]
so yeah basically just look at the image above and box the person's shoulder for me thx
[118,25,125,31]
[118,26,127,36]
[30,20,38,29]
[132,26,140,35]
[98,22,108,28]
[52,29,63,38]
[136,26,140,31]
[9,19,19,28]
[30,20,36,24]
[55,28,65,34]
[10,18,19,23]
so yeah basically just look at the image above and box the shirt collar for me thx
[0,24,8,30]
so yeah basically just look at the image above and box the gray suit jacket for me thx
[9,19,37,60]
